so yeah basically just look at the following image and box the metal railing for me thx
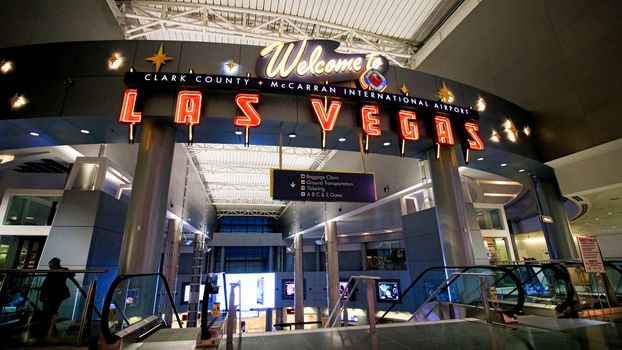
[326,275,380,332]
[0,268,107,347]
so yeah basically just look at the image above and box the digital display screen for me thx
[339,281,349,300]
[376,280,401,302]
[126,288,139,307]
[281,279,305,299]
[215,273,275,310]
[182,284,206,303]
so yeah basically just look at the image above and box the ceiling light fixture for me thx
[523,126,531,136]
[477,157,484,161]
[234,130,243,135]
[518,169,525,172]
[29,132,39,136]
[288,132,297,138]
[80,129,90,134]
[338,137,346,142]
[500,163,507,167]
[383,141,391,146]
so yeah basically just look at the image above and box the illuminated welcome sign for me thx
[120,72,484,159]
[256,40,390,83]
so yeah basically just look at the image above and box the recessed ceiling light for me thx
[608,212,612,215]
[595,218,599,221]
[80,129,90,134]
[383,142,391,146]
[477,157,484,161]
[518,169,525,172]
[288,132,297,138]
[234,130,243,135]
[500,163,507,167]
[338,137,346,142]
[29,132,39,136]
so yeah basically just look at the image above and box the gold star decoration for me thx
[145,44,174,72]
[226,59,237,71]
[503,119,519,142]
[9,93,26,110]
[400,83,409,95]
[258,81,263,86]
[437,82,454,103]
[108,53,123,70]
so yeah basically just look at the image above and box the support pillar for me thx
[315,244,321,271]
[219,247,225,272]
[294,234,304,329]
[118,122,176,274]
[427,147,475,266]
[208,245,216,273]
[268,246,274,272]
[533,177,579,259]
[360,242,367,271]
[162,218,181,325]
[325,221,340,318]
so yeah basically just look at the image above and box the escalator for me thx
[499,260,622,319]
[376,265,525,324]
[99,272,183,346]
[497,262,575,317]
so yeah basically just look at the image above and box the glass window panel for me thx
[475,207,504,230]
[4,195,61,226]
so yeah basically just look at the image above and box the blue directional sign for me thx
[270,169,376,202]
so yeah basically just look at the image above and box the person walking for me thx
[38,257,75,337]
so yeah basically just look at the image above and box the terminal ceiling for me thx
[108,0,464,67]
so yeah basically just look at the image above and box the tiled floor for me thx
[123,318,622,350]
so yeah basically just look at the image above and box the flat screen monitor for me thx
[126,288,139,307]
[339,281,356,300]
[376,280,401,302]
[281,279,305,299]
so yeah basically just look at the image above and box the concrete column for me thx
[208,246,216,273]
[118,122,176,274]
[268,246,274,272]
[265,308,273,331]
[294,234,304,329]
[219,247,226,272]
[360,242,367,271]
[315,244,321,271]
[162,218,181,325]
[325,221,340,315]
[534,177,579,259]
[427,146,475,266]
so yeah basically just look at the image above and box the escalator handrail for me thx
[376,265,525,323]
[100,272,183,344]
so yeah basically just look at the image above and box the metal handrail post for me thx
[478,276,492,323]
[77,280,97,346]
[226,281,239,346]
[365,279,376,333]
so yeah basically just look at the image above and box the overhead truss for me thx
[111,0,418,67]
